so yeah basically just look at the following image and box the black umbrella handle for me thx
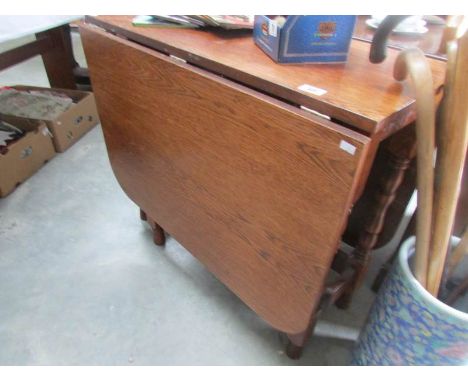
[369,16,412,63]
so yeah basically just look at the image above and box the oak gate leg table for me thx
[80,16,446,359]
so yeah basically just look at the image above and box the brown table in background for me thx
[0,20,89,90]
[80,15,446,358]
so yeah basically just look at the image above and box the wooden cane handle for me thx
[394,49,436,288]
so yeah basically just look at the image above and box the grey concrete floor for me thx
[0,31,375,365]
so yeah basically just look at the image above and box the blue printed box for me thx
[253,15,357,64]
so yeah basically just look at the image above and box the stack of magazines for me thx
[132,15,254,30]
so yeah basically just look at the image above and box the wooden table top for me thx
[86,15,446,137]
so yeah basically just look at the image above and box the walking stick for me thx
[427,30,468,296]
[394,48,436,288]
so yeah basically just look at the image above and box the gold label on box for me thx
[316,22,337,39]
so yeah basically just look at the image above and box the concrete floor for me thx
[0,31,376,365]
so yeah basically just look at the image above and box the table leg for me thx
[139,208,147,221]
[371,213,416,292]
[36,24,78,89]
[151,222,166,246]
[140,209,166,246]
[286,324,315,360]
[284,273,354,359]
[286,336,306,359]
[336,129,417,309]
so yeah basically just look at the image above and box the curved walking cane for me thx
[394,49,436,288]
[428,30,468,296]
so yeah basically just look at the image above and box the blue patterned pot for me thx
[352,236,468,365]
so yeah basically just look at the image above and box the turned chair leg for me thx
[336,144,415,310]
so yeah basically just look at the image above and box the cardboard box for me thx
[12,86,100,153]
[0,114,56,197]
[253,16,356,64]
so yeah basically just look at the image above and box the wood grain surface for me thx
[393,48,436,289]
[84,15,446,138]
[36,25,78,90]
[80,24,370,334]
[428,31,468,296]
